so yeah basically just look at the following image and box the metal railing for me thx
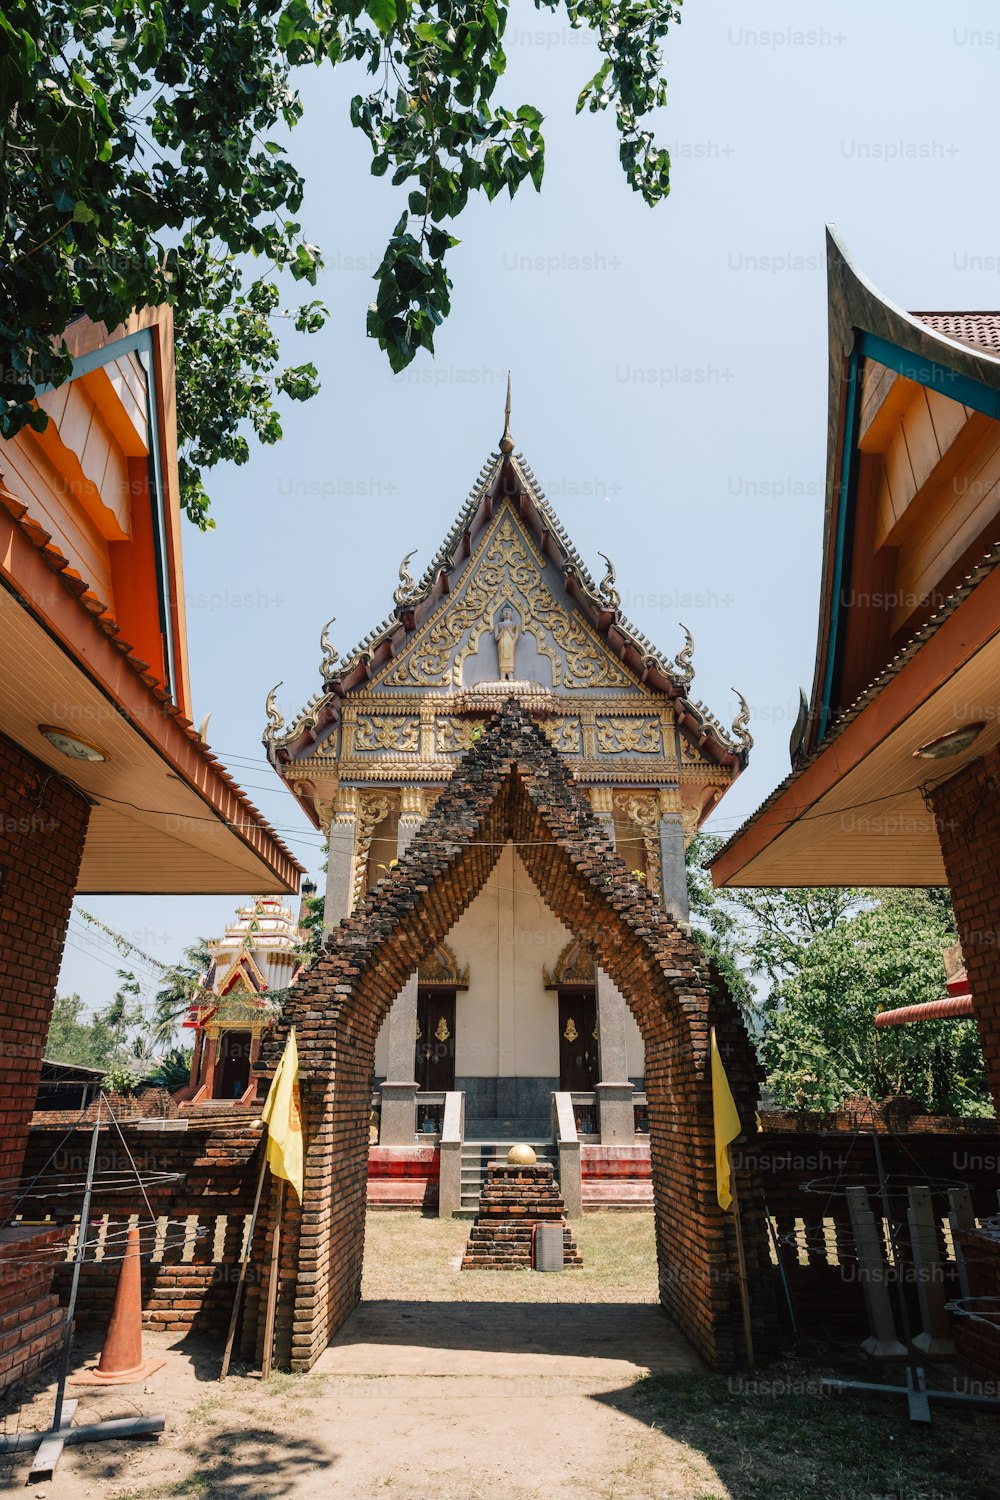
[569,1092,599,1137]
[416,1092,445,1136]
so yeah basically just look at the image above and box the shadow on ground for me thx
[321,1299,700,1375]
[3,1422,337,1500]
[594,1354,1000,1500]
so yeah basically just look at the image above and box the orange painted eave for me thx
[710,565,1000,887]
[0,502,303,891]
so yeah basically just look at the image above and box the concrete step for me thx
[464,1118,551,1140]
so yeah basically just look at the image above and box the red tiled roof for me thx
[912,312,1000,356]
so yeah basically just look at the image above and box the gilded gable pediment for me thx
[369,506,642,695]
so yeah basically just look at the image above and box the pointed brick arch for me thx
[257,700,771,1372]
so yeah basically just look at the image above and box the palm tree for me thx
[153,938,211,1047]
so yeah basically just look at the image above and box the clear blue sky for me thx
[58,0,1000,1015]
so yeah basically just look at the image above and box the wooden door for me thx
[558,992,598,1091]
[415,990,456,1092]
[216,1030,252,1099]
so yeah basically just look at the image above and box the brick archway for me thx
[257,700,771,1372]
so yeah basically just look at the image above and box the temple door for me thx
[558,992,598,1091]
[415,990,456,1092]
[216,1030,252,1099]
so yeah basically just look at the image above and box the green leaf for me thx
[367,0,397,36]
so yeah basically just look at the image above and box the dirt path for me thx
[5,1213,996,1499]
[1,1213,726,1499]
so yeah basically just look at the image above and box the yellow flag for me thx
[711,1027,741,1212]
[261,1029,304,1201]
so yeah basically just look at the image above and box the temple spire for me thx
[499,373,514,455]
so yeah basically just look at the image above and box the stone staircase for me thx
[459,1136,558,1214]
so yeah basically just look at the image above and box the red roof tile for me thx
[912,312,1000,356]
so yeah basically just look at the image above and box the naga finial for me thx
[393,550,419,607]
[674,623,695,689]
[319,617,340,680]
[596,552,621,611]
[263,682,285,747]
[731,688,753,752]
[499,372,514,455]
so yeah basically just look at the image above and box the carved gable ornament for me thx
[372,507,639,693]
[418,941,470,988]
[543,938,597,989]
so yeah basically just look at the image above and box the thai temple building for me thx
[263,395,752,1156]
[178,892,312,1106]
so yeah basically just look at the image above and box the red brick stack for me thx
[462,1162,582,1270]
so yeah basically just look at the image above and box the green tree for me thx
[1,0,681,525]
[758,892,990,1117]
[45,970,148,1070]
[153,937,211,1047]
[146,1045,195,1091]
[45,993,108,1069]
[686,833,755,1020]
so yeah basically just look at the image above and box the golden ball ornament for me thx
[507,1143,537,1166]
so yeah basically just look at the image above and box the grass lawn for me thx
[361,1206,660,1301]
[627,1365,1000,1500]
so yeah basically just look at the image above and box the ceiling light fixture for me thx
[912,722,986,761]
[38,725,109,763]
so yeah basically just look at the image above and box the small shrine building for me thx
[178,893,311,1105]
[263,397,752,1146]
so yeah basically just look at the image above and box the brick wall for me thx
[18,1117,264,1337]
[0,732,90,1219]
[929,748,1000,1114]
[254,701,772,1375]
[743,1125,1000,1337]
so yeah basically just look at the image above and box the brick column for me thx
[0,734,90,1392]
[0,734,90,1215]
[379,790,423,1146]
[929,751,1000,1112]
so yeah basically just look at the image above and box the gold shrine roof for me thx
[263,443,752,791]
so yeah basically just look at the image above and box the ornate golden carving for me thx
[378,509,635,691]
[658,786,682,815]
[352,791,395,908]
[588,787,614,815]
[595,717,661,754]
[544,939,596,988]
[563,1017,579,1043]
[355,715,420,753]
[434,1015,451,1043]
[543,717,583,754]
[400,785,425,817]
[419,942,470,987]
[617,792,662,898]
[435,717,482,754]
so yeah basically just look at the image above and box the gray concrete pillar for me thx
[845,1186,906,1358]
[552,1093,582,1220]
[658,803,690,928]
[378,1080,420,1146]
[438,1092,465,1218]
[324,794,356,930]
[595,1081,636,1146]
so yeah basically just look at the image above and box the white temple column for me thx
[323,788,357,931]
[589,789,637,1144]
[379,789,424,1145]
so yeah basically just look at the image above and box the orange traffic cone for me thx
[70,1227,165,1385]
